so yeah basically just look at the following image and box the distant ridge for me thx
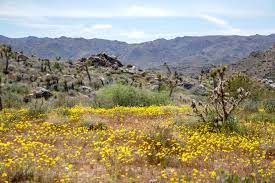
[1,34,275,71]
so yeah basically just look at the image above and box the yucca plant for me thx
[191,66,250,128]
[0,44,13,74]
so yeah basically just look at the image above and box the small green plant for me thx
[263,100,275,113]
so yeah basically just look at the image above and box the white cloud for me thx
[199,14,241,34]
[200,15,227,26]
[92,24,112,30]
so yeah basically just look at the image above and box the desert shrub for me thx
[145,125,176,165]
[93,84,171,108]
[4,83,29,94]
[3,92,23,108]
[204,110,247,133]
[26,101,48,118]
[220,116,248,134]
[226,73,262,100]
[52,93,78,108]
[2,83,30,108]
[243,99,259,112]
[263,100,275,113]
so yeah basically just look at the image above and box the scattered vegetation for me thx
[93,84,171,108]
[0,44,274,182]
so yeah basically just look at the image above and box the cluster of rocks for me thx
[260,79,275,89]
[24,87,53,103]
[86,53,123,68]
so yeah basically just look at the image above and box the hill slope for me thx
[1,34,275,71]
[229,45,275,80]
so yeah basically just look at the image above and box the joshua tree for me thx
[157,74,163,92]
[44,59,52,72]
[191,66,250,125]
[80,58,92,83]
[164,63,181,97]
[0,45,13,74]
[38,58,46,72]
[163,62,171,74]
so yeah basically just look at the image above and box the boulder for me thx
[17,54,29,61]
[180,82,194,90]
[88,53,123,68]
[23,87,53,103]
[33,87,53,100]
[23,94,33,103]
[79,86,94,93]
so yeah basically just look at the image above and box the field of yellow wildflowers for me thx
[0,106,274,182]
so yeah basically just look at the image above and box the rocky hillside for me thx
[1,34,275,72]
[0,44,205,108]
[228,45,275,88]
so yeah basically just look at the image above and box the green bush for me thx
[3,92,23,108]
[263,100,275,113]
[221,116,247,134]
[226,73,262,100]
[204,110,247,134]
[93,84,171,108]
[243,99,259,112]
[2,83,30,108]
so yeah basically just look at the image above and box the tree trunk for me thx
[219,75,228,122]
[85,65,91,82]
[169,85,174,97]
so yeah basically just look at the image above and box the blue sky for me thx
[0,0,275,43]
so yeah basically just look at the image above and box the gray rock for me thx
[79,86,94,93]
[33,87,53,100]
[192,84,208,96]
[181,82,194,90]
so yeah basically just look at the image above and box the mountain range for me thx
[1,34,275,72]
